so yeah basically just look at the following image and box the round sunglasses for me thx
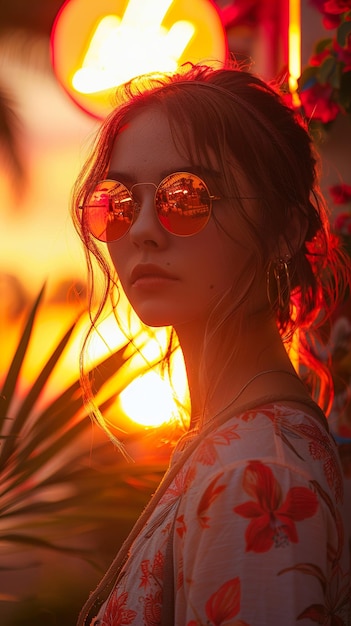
[83,171,254,242]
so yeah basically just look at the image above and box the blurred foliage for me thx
[0,87,25,190]
[0,286,174,624]
[298,6,351,130]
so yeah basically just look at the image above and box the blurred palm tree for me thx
[0,285,171,554]
[0,86,25,190]
[0,286,173,624]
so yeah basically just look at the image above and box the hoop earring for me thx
[266,257,291,316]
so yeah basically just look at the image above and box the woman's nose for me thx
[129,189,168,248]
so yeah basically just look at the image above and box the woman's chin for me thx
[136,309,174,329]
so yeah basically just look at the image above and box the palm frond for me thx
[0,287,167,568]
[0,84,26,189]
[0,284,45,425]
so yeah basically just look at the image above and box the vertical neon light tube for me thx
[288,0,301,105]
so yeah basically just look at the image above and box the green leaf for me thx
[1,533,96,565]
[315,38,333,54]
[0,419,88,499]
[11,342,141,471]
[11,391,84,473]
[0,321,77,469]
[298,66,317,90]
[317,56,340,88]
[29,380,83,432]
[0,284,45,428]
[0,286,170,567]
[340,71,351,111]
[90,340,144,394]
[337,20,351,47]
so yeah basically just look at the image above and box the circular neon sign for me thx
[51,0,228,119]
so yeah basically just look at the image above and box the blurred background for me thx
[0,1,351,624]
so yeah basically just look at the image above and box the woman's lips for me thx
[130,264,178,287]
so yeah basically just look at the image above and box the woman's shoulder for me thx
[191,401,334,461]
[174,402,343,504]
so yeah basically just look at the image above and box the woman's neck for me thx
[175,312,302,425]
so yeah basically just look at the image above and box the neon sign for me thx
[51,0,227,119]
[288,0,301,105]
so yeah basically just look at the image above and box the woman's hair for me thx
[72,62,349,426]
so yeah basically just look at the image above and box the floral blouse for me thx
[94,403,351,625]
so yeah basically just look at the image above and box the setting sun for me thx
[120,371,178,427]
[119,345,189,428]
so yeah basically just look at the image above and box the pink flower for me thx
[334,212,351,235]
[329,184,351,205]
[310,0,349,28]
[324,0,351,15]
[299,82,341,123]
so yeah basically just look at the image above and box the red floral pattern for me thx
[186,578,250,626]
[205,578,248,626]
[280,563,350,624]
[139,550,164,589]
[95,404,350,625]
[244,405,343,502]
[197,472,226,528]
[159,463,196,505]
[100,591,136,625]
[233,460,319,552]
[194,423,241,466]
[142,590,162,626]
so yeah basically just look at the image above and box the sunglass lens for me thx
[156,173,211,236]
[86,181,133,242]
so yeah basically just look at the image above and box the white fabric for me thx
[94,403,351,626]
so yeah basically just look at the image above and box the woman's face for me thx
[106,107,264,331]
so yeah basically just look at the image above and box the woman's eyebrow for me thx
[106,170,136,184]
[106,166,222,183]
[173,166,223,179]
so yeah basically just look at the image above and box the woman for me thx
[73,64,350,625]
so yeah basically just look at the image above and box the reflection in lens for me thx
[156,173,211,236]
[86,174,212,241]
[86,180,134,242]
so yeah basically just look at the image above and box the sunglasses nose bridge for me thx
[127,182,166,240]
[129,181,158,217]
[130,181,157,194]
